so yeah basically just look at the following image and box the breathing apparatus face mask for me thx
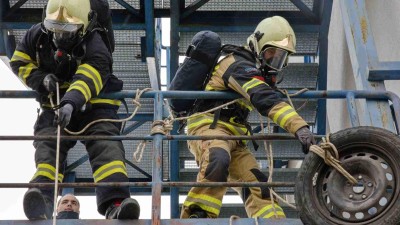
[260,47,289,71]
[44,19,83,50]
[257,47,288,87]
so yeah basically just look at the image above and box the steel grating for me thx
[278,63,319,89]
[156,0,313,11]
[179,32,319,56]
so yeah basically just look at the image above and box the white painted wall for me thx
[326,0,400,133]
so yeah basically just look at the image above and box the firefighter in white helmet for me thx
[181,16,315,219]
[10,0,140,220]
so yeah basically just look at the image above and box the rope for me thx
[49,88,151,135]
[276,88,309,111]
[52,82,61,225]
[65,88,151,135]
[49,88,152,166]
[309,136,357,184]
[133,141,146,162]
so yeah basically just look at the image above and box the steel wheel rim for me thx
[312,143,397,224]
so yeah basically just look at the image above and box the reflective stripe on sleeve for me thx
[76,64,103,94]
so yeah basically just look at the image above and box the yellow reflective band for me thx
[278,111,298,128]
[94,168,128,182]
[272,105,292,123]
[264,210,286,218]
[254,203,284,218]
[18,63,37,83]
[11,50,32,62]
[76,64,103,94]
[183,200,220,215]
[237,99,253,111]
[188,116,247,136]
[188,115,247,136]
[67,81,91,101]
[31,163,64,182]
[32,171,64,183]
[89,98,121,106]
[93,161,127,182]
[205,85,214,91]
[187,192,222,206]
[242,78,265,93]
[38,163,56,172]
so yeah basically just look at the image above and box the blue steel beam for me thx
[315,0,333,135]
[180,11,320,26]
[340,0,395,133]
[289,0,318,22]
[1,9,145,30]
[151,92,163,224]
[169,0,180,80]
[144,0,154,57]
[165,46,181,218]
[369,61,400,81]
[181,0,210,19]
[0,90,399,133]
[0,0,10,56]
[114,0,142,17]
[178,24,320,33]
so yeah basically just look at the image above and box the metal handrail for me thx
[0,89,399,223]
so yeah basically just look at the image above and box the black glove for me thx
[56,104,74,129]
[295,126,316,154]
[42,73,59,92]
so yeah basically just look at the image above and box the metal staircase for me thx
[0,0,343,224]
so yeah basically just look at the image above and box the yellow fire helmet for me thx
[247,16,296,71]
[44,0,91,49]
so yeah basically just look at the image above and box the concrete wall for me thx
[326,0,400,133]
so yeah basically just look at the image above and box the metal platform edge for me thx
[0,218,304,225]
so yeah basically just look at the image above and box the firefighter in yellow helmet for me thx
[10,0,140,220]
[180,16,315,219]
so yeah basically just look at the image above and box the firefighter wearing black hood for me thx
[180,16,316,219]
[10,0,140,220]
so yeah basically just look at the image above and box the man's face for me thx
[260,47,289,71]
[57,194,80,213]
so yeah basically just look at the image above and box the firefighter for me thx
[10,0,140,220]
[181,16,316,219]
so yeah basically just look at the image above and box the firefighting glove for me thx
[42,73,59,93]
[295,126,316,154]
[56,103,74,129]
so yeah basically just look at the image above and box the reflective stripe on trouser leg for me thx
[228,144,286,218]
[84,121,130,215]
[181,124,237,218]
[32,110,77,199]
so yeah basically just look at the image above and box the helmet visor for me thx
[44,19,83,34]
[261,47,289,71]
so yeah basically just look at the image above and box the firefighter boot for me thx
[23,188,53,220]
[105,198,140,219]
[188,205,208,218]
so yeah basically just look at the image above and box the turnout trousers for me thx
[181,123,286,219]
[30,107,130,215]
